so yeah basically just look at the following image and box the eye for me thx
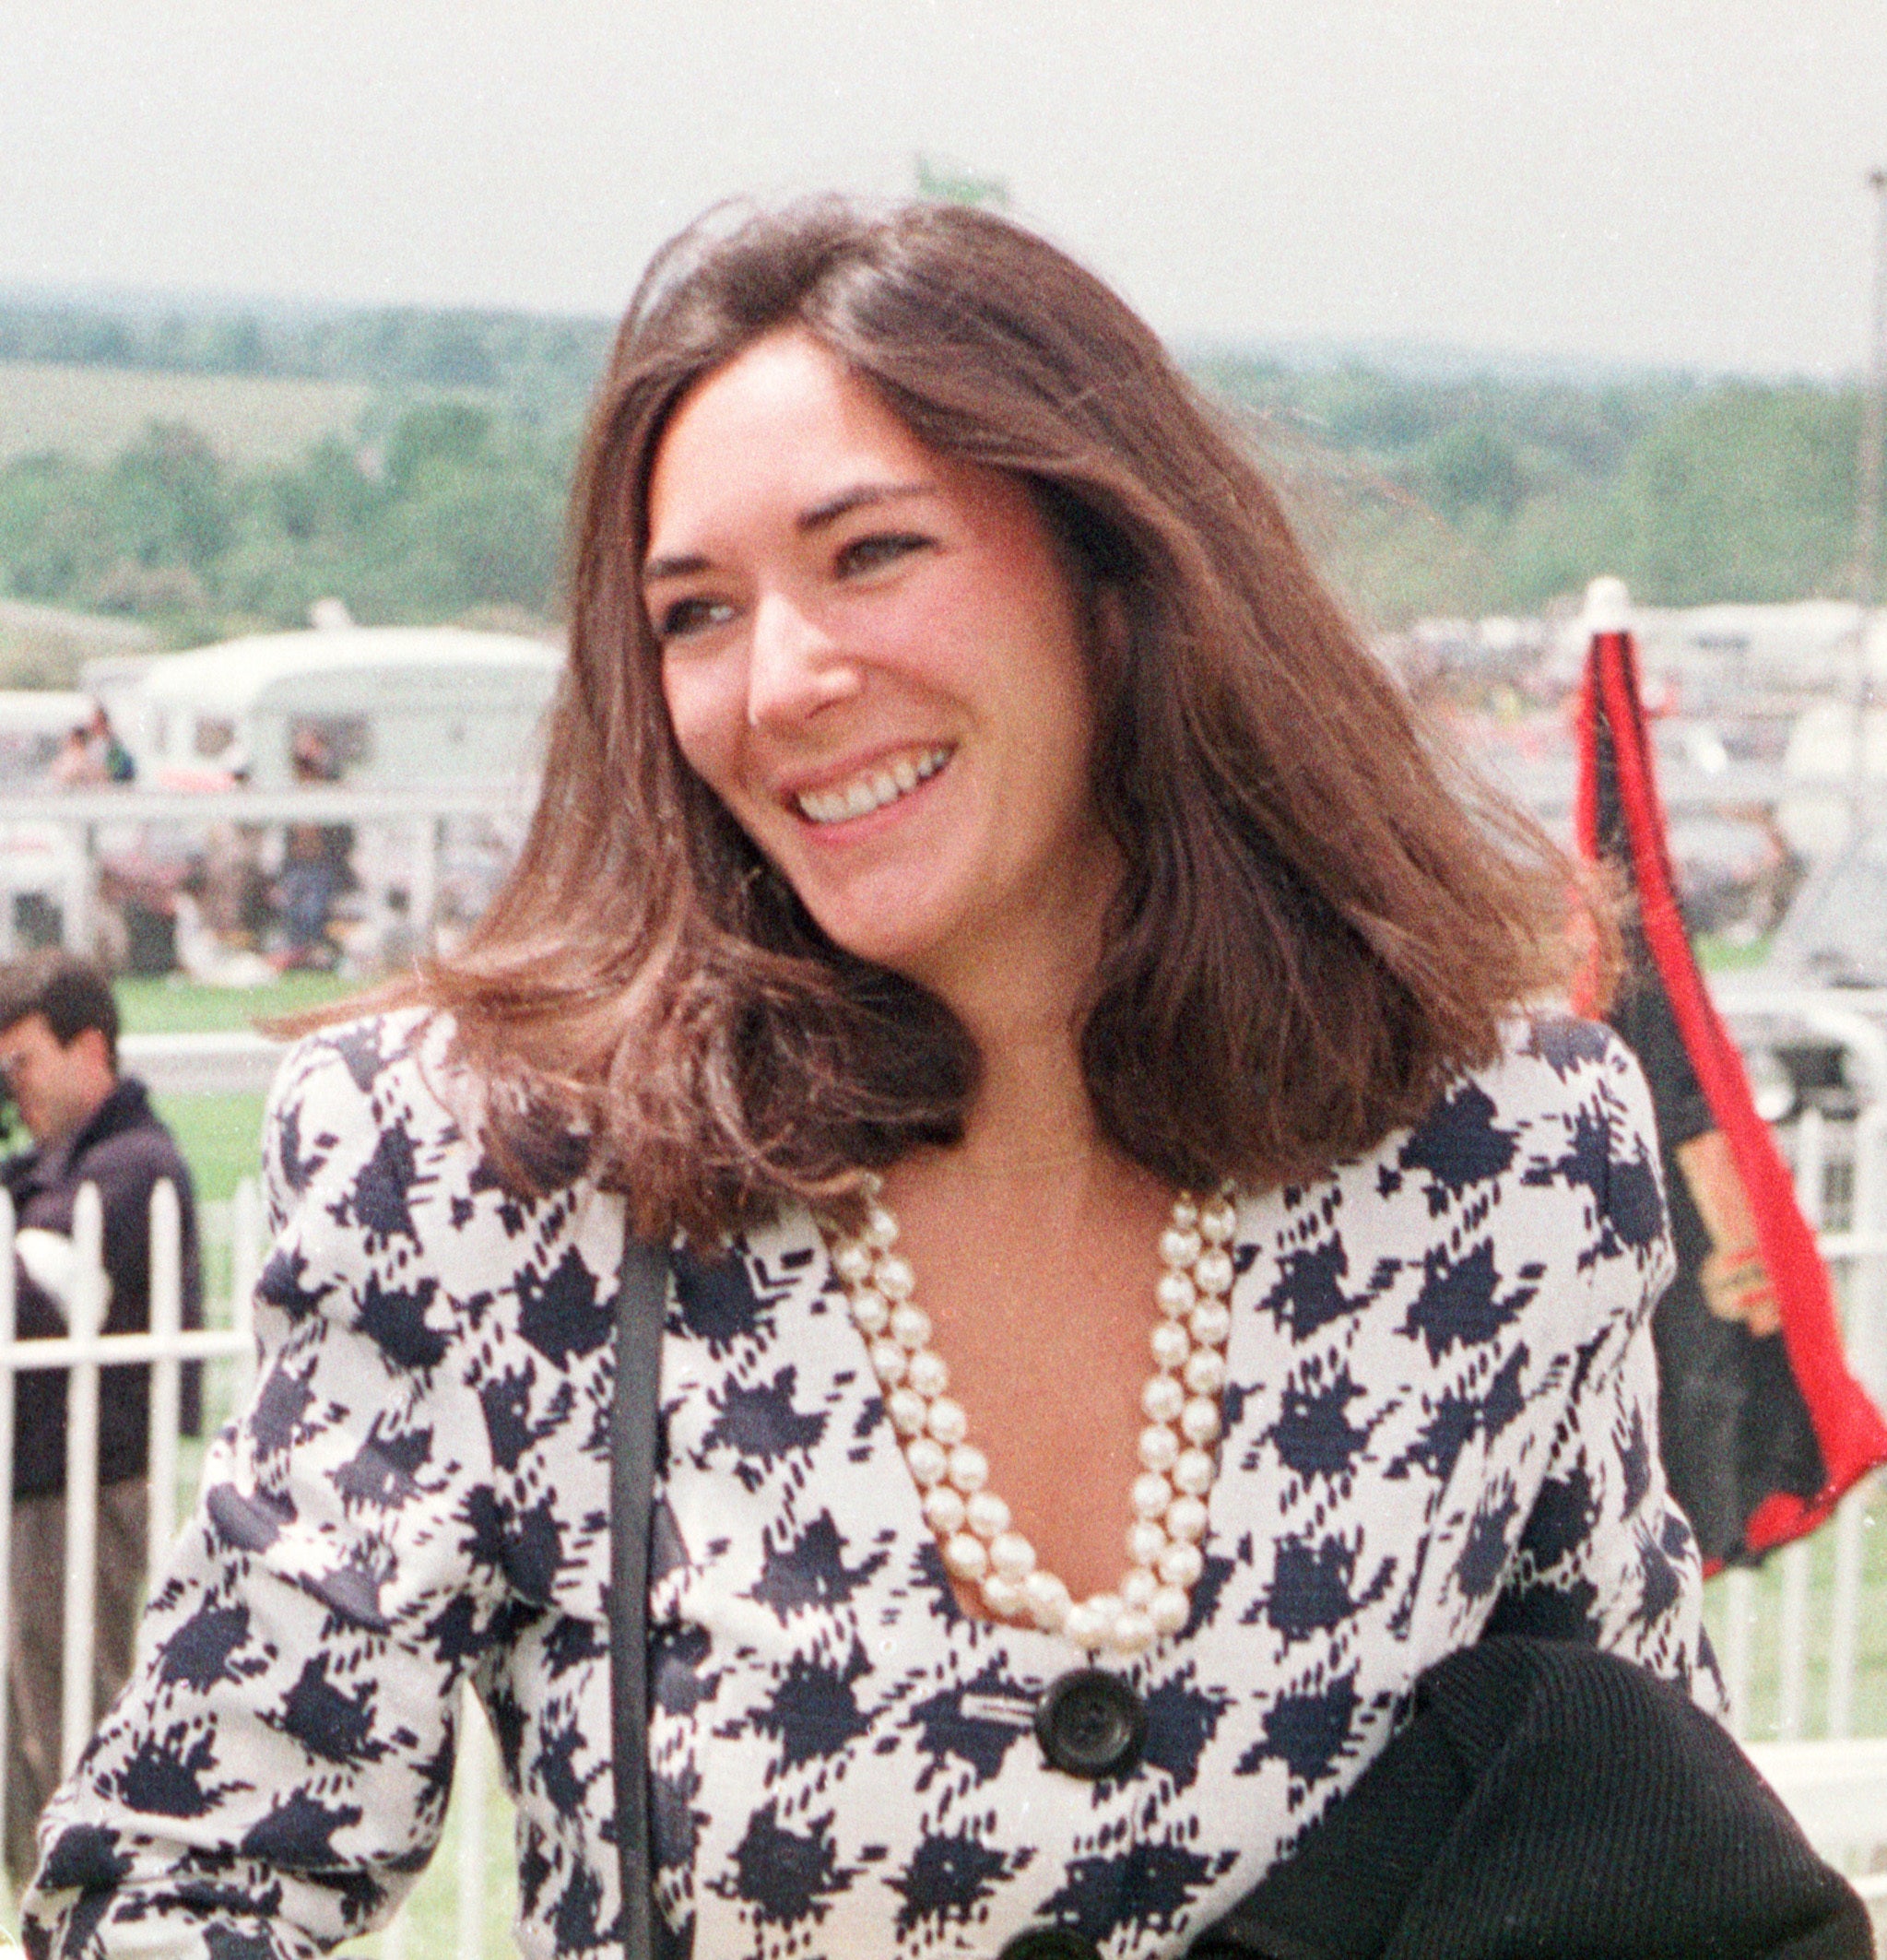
[653,595,736,642]
[836,531,931,577]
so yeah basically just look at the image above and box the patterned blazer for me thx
[24,1010,1720,1960]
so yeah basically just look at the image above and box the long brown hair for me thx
[382,198,1596,1238]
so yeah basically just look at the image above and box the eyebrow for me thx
[642,480,936,584]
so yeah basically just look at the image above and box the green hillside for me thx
[0,297,1877,642]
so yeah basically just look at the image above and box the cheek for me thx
[660,659,738,792]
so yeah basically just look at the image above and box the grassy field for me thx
[0,360,372,466]
[118,972,358,1199]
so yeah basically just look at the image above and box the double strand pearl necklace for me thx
[826,1184,1236,1658]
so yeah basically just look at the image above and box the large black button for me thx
[997,1930,1101,1960]
[1035,1667,1147,1778]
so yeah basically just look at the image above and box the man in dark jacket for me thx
[0,952,200,1885]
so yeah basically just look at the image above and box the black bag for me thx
[609,1242,1871,1960]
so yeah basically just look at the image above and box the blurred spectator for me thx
[0,953,199,1885]
[51,706,135,788]
[274,726,355,971]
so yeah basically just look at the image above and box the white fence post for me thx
[59,1183,104,1777]
[146,1181,182,1563]
[0,1187,15,1873]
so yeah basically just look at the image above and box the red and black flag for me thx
[1575,600,1887,1567]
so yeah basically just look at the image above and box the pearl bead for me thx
[1150,1321,1191,1371]
[944,1531,989,1580]
[926,1397,969,1446]
[1109,1609,1156,1655]
[1149,1585,1191,1635]
[965,1490,1011,1540]
[1126,1518,1168,1567]
[1120,1564,1158,1608]
[1137,1424,1180,1473]
[888,1387,928,1436]
[830,1179,1234,1661]
[1155,1270,1197,1317]
[982,1573,1027,1618]
[850,1288,890,1335]
[1024,1569,1072,1630]
[989,1530,1036,1579]
[923,1484,967,1535]
[1141,1375,1185,1424]
[906,1350,949,1398]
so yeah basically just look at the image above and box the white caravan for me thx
[129,624,561,790]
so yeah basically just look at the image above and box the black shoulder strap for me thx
[609,1232,669,1959]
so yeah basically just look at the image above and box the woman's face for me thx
[644,328,1120,1003]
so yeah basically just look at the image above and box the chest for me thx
[622,1178,1595,1959]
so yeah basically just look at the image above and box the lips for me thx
[794,745,952,825]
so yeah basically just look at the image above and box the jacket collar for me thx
[25,1075,155,1187]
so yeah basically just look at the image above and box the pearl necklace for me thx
[827,1184,1235,1657]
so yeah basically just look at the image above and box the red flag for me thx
[1575,604,1887,1567]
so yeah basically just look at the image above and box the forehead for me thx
[646,330,938,535]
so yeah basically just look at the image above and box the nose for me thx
[746,589,860,731]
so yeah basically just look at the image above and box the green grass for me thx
[0,360,372,466]
[114,972,359,1036]
[1702,1484,1887,1743]
[116,973,359,1201]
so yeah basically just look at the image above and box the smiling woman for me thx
[18,200,1774,1960]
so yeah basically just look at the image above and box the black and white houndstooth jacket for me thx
[24,1010,1720,1960]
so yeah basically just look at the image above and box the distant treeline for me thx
[1202,357,1879,621]
[0,299,1878,650]
[0,298,612,428]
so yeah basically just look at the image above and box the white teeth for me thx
[796,747,949,824]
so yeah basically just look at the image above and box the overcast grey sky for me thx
[6,2,1886,376]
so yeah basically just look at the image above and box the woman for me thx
[24,201,1716,1959]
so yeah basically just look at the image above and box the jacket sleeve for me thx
[1487,1034,1726,1713]
[22,1026,513,1960]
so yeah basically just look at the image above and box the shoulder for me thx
[259,1008,612,1323]
[65,1081,192,1195]
[1362,1018,1667,1275]
[1398,1018,1659,1186]
[263,1008,471,1210]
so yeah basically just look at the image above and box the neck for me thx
[923,935,1105,1182]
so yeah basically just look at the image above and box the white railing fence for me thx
[3,988,1886,1945]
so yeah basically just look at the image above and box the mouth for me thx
[793,745,952,826]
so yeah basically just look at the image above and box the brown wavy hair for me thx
[378,198,1598,1239]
